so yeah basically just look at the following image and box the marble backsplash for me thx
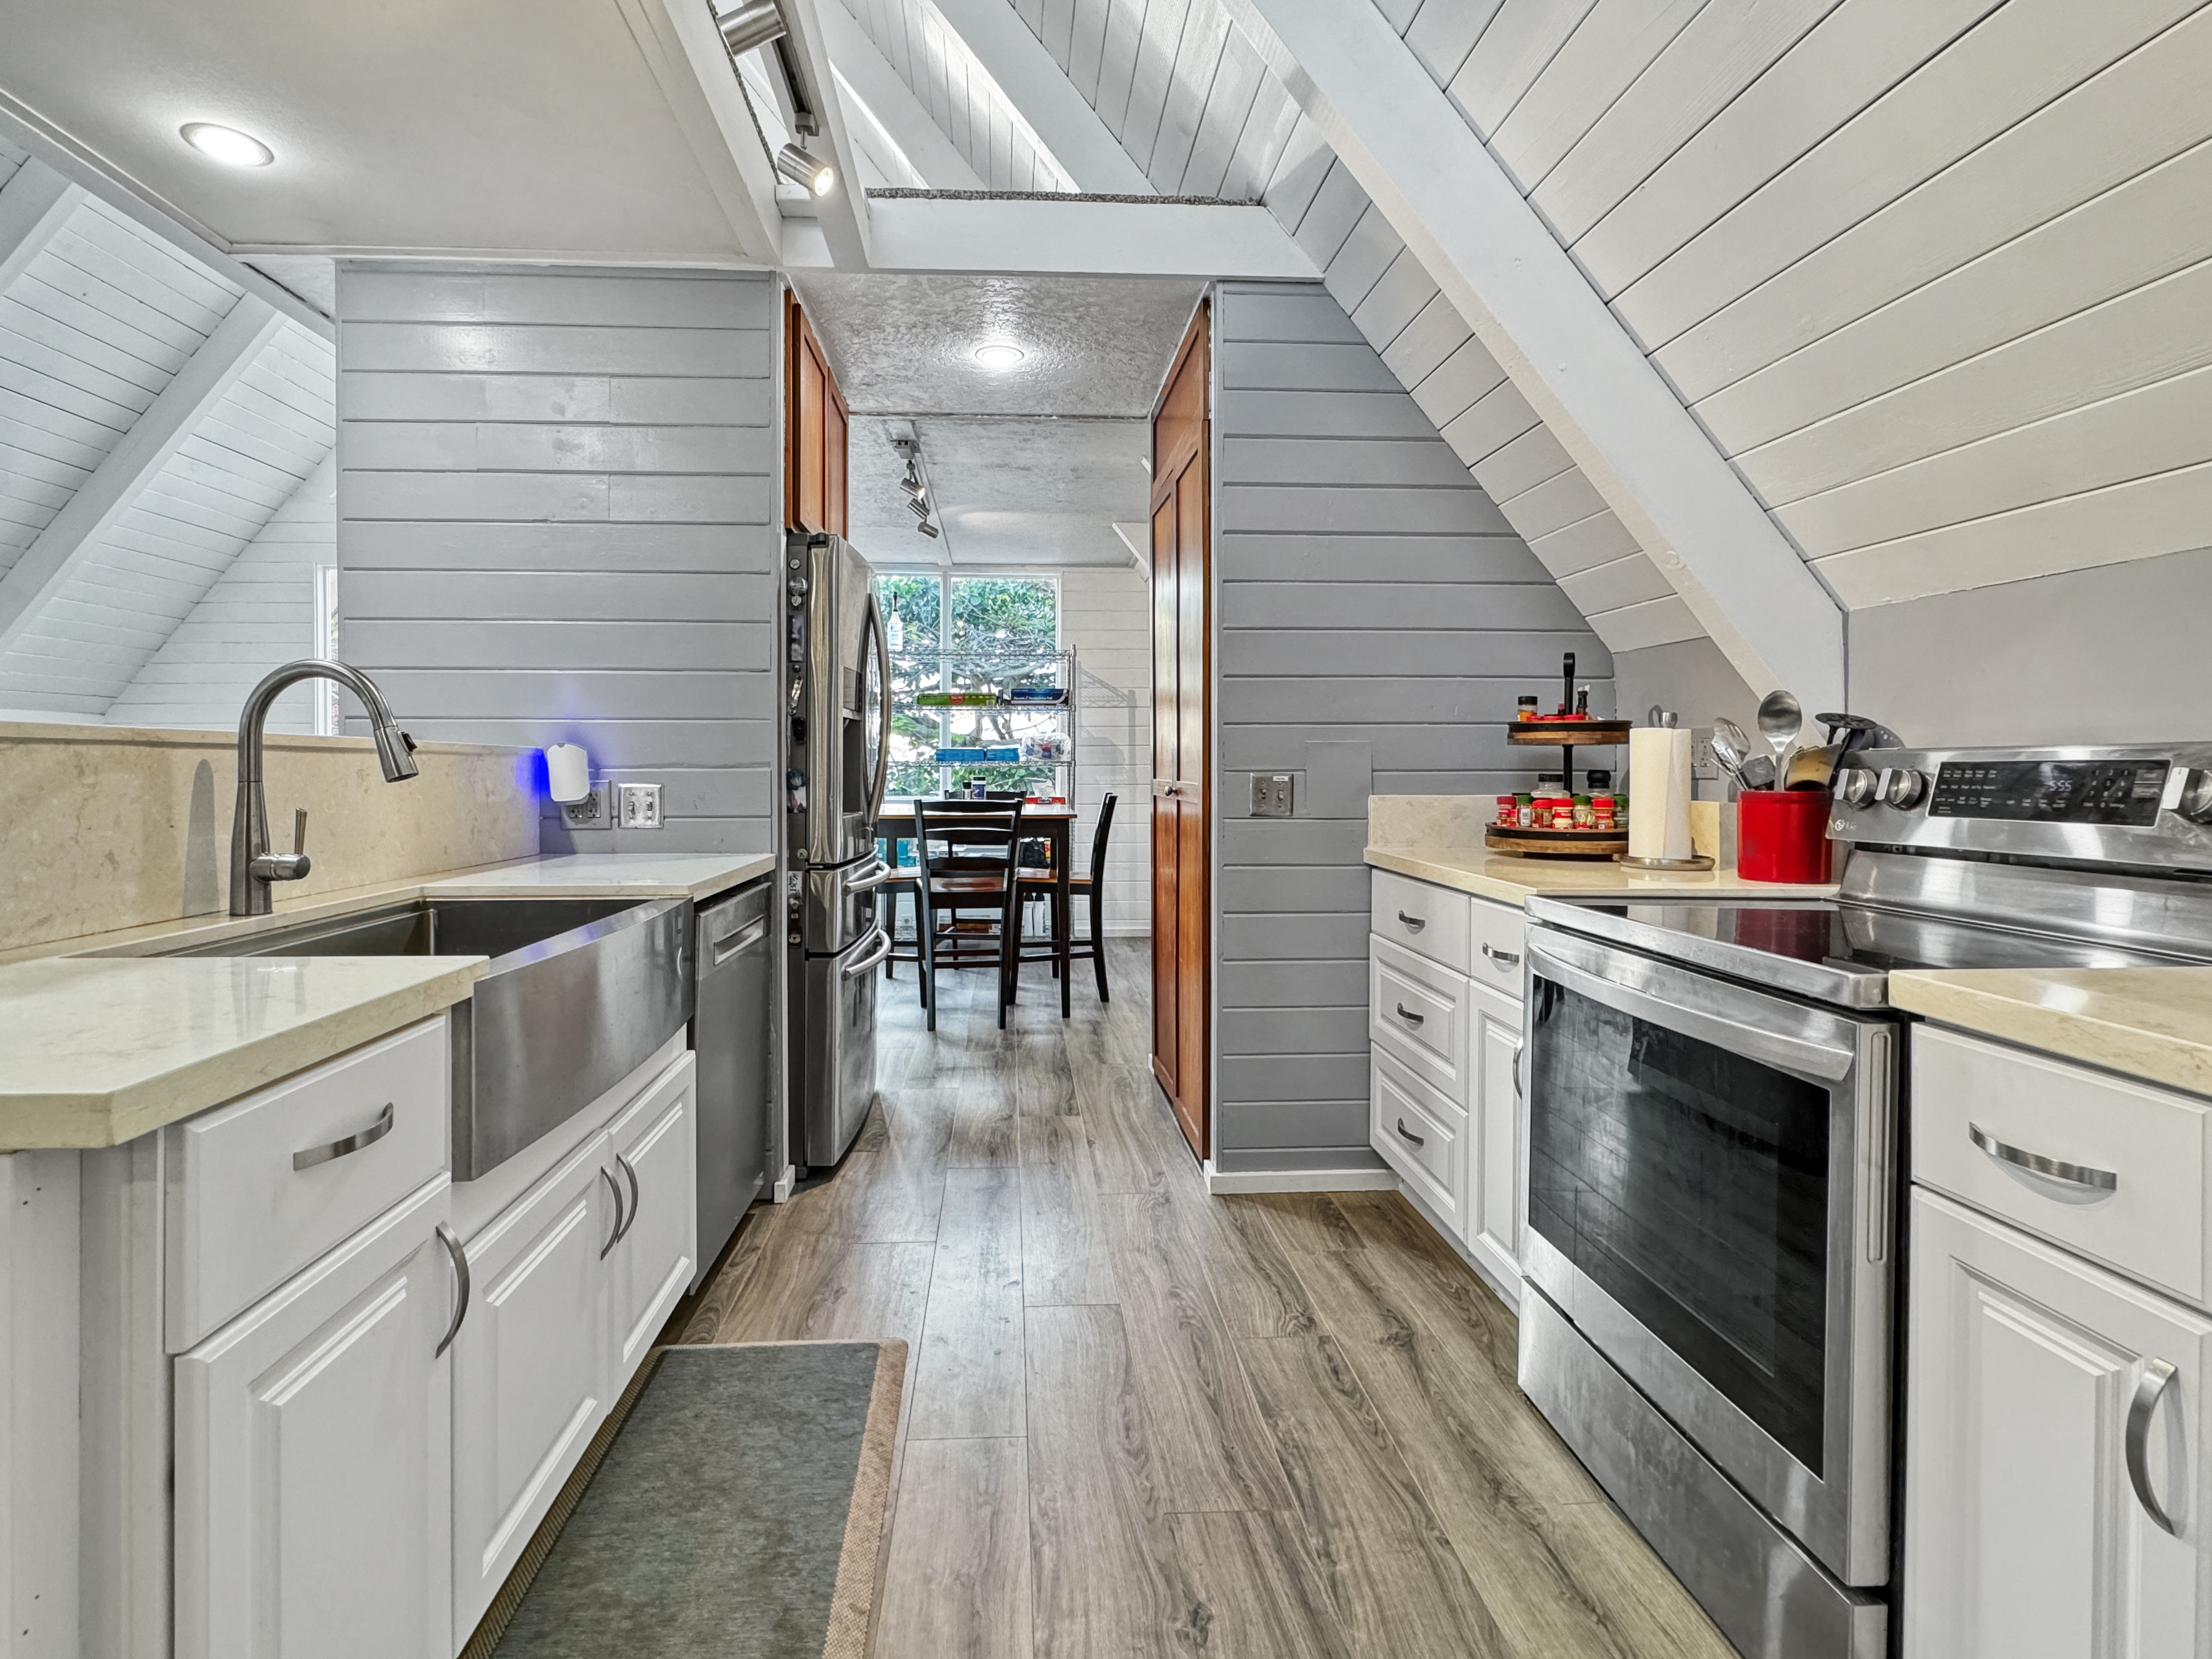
[1,722,539,953]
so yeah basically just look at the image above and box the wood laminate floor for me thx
[678,943,1736,1659]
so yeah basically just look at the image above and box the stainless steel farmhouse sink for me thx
[161,896,693,1179]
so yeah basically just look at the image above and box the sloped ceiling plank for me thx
[1228,0,1843,708]
[932,0,1154,188]
[0,295,283,657]
[820,0,990,185]
[0,158,80,296]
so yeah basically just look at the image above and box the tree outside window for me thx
[881,573,1063,798]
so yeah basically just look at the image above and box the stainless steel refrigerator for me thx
[782,530,892,1172]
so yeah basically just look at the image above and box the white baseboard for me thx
[1201,1161,1402,1195]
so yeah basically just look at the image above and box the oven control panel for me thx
[1928,759,2168,826]
[1830,744,2212,874]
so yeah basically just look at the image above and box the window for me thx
[881,573,1063,798]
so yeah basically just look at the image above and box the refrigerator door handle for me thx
[847,859,893,891]
[842,928,894,978]
[865,588,891,825]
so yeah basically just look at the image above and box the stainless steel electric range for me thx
[1515,744,2212,1659]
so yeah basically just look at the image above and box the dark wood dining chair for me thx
[913,798,1026,1030]
[1018,793,1116,1003]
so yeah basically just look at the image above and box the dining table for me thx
[880,799,1080,1018]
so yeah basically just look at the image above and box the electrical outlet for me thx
[1249,772,1295,818]
[560,782,610,827]
[618,783,664,830]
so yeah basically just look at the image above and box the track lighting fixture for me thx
[775,143,836,196]
[915,521,941,539]
[907,496,932,520]
[716,0,786,55]
[900,462,924,496]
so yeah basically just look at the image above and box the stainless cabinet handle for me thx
[1481,942,1521,968]
[1396,910,1426,932]
[712,917,768,965]
[293,1102,394,1171]
[434,1222,469,1358]
[1512,1047,1524,1102]
[1393,1002,1425,1026]
[2126,1358,2180,1537]
[1968,1122,2118,1192]
[615,1153,641,1243]
[1395,1118,1425,1147]
[600,1165,627,1258]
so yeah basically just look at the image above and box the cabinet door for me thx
[1906,1189,2212,1658]
[174,1177,454,1659]
[1466,981,1524,1306]
[606,1056,699,1381]
[450,1135,614,1645]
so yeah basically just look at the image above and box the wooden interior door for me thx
[1150,303,1209,1159]
[786,292,849,537]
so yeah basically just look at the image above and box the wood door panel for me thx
[786,294,848,535]
[1150,302,1209,1161]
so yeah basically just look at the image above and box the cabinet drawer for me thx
[1372,868,1470,973]
[1370,935,1471,1102]
[1467,896,1527,1000]
[1372,1049,1461,1227]
[166,1017,450,1352]
[1914,1026,2210,1306]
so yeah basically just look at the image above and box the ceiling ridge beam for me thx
[1222,0,1844,710]
[816,0,987,190]
[0,295,285,661]
[0,157,83,296]
[926,0,1155,195]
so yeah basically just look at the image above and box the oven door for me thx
[1521,924,1899,1587]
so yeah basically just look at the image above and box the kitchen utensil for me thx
[1757,690,1802,769]
[1709,726,1747,783]
[1815,712,1877,746]
[1714,715,1754,758]
[1737,754,1779,791]
[1786,742,1844,790]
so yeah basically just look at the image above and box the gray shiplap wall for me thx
[1213,280,1609,1175]
[335,266,778,854]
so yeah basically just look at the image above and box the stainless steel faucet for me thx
[231,659,419,916]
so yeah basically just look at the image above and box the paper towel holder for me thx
[545,742,592,804]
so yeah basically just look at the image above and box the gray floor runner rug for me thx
[469,1340,906,1659]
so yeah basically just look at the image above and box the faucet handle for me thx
[293,808,308,857]
[250,808,313,885]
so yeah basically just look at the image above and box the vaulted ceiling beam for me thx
[0,296,285,659]
[0,157,82,295]
[1223,0,1845,710]
[816,0,986,190]
[777,0,874,267]
[926,0,1154,195]
[784,195,1314,278]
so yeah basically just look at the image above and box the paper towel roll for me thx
[1628,727,1694,861]
[545,742,591,804]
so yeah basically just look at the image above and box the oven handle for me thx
[1526,932,1859,1084]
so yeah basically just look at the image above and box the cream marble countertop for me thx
[0,956,486,1150]
[1892,968,2212,1099]
[1365,845,1837,906]
[422,853,775,901]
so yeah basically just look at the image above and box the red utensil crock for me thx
[1738,787,1833,883]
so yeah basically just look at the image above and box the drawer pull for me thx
[1395,1118,1426,1147]
[1393,1003,1426,1027]
[1481,942,1521,968]
[600,1165,628,1258]
[1968,1122,2117,1192]
[2126,1358,2180,1537]
[292,1102,394,1171]
[614,1153,642,1243]
[1396,910,1426,932]
[434,1222,470,1359]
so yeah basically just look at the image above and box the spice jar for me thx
[1494,794,1517,827]
[1515,793,1536,829]
[1573,794,1594,828]
[1516,696,1541,726]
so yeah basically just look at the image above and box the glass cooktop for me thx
[1525,896,2194,1009]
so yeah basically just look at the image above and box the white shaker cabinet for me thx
[1906,1187,2212,1658]
[173,1176,456,1659]
[605,1057,698,1380]
[449,1130,616,1645]
[1467,982,1525,1299]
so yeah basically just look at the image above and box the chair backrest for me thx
[915,799,1024,875]
[1087,793,1118,883]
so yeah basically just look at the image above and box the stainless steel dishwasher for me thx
[691,880,772,1286]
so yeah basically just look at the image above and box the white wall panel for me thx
[1446,0,1598,137]
[1402,0,1504,87]
[1487,0,1704,194]
[1060,565,1149,933]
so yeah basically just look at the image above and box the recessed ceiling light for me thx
[973,344,1026,370]
[180,122,274,167]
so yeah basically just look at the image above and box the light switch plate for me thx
[1249,772,1295,818]
[618,783,663,829]
[560,782,610,827]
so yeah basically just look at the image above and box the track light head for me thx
[906,496,931,519]
[716,0,787,56]
[775,142,835,196]
[915,520,940,539]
